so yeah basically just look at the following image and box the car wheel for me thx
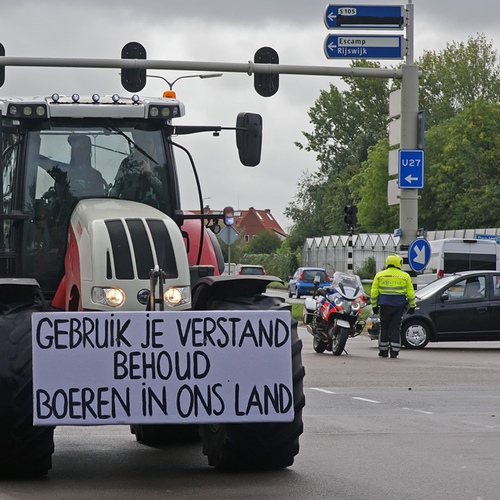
[295,290,301,299]
[401,320,430,349]
[288,287,293,299]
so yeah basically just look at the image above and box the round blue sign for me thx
[408,238,431,272]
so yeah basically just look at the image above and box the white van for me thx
[415,238,499,286]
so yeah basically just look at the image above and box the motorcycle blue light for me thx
[92,94,100,103]
[112,94,120,103]
[72,93,80,103]
[51,93,60,103]
[131,94,140,103]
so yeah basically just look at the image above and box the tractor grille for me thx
[104,218,178,280]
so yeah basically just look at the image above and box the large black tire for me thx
[200,295,305,471]
[0,296,55,477]
[130,424,200,444]
[332,326,349,356]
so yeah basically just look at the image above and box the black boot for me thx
[379,351,388,358]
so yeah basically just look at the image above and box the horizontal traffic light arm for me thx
[0,55,409,80]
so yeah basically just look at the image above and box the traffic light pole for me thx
[398,2,419,275]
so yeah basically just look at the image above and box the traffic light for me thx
[344,205,358,227]
[121,42,147,93]
[223,206,234,226]
[254,47,279,97]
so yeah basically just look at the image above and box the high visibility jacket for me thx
[371,266,416,308]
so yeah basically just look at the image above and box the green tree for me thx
[284,172,350,249]
[418,34,500,129]
[420,99,500,229]
[287,60,392,244]
[349,139,398,233]
[244,230,282,254]
[294,60,391,177]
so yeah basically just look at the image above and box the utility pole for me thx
[397,2,420,277]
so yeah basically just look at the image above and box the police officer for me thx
[371,255,416,358]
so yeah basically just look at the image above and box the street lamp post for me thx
[148,73,222,90]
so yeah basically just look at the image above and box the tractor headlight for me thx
[164,286,191,307]
[91,287,126,307]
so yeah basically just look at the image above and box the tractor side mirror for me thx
[236,112,262,167]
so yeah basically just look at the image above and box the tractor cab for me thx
[1,94,184,298]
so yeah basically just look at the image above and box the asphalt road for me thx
[2,330,500,500]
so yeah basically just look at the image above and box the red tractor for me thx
[0,52,304,477]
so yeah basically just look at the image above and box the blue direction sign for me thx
[398,149,424,189]
[324,34,404,60]
[408,238,431,273]
[325,5,405,30]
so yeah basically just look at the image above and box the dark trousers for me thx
[379,305,406,354]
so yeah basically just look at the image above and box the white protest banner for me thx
[32,310,293,426]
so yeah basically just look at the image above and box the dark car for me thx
[288,267,330,298]
[366,270,500,348]
[236,264,266,276]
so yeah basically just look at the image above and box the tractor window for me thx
[1,124,19,254]
[20,122,174,295]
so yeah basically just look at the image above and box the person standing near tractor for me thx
[371,255,416,358]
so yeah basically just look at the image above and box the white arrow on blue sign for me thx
[324,5,405,30]
[324,34,404,60]
[398,149,424,189]
[408,238,431,273]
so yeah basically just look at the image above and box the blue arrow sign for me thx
[398,149,424,189]
[408,238,431,273]
[324,34,404,60]
[325,5,405,30]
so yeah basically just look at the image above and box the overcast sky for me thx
[2,0,499,231]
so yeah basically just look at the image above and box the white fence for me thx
[302,228,500,275]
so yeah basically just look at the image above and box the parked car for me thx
[236,264,266,276]
[366,270,500,348]
[288,267,330,298]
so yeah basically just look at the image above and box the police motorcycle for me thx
[303,271,370,355]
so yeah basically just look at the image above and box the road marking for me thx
[310,388,336,394]
[463,420,499,429]
[402,407,434,415]
[352,397,381,404]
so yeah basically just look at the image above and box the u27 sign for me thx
[32,310,293,426]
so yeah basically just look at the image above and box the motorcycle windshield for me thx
[331,272,362,299]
